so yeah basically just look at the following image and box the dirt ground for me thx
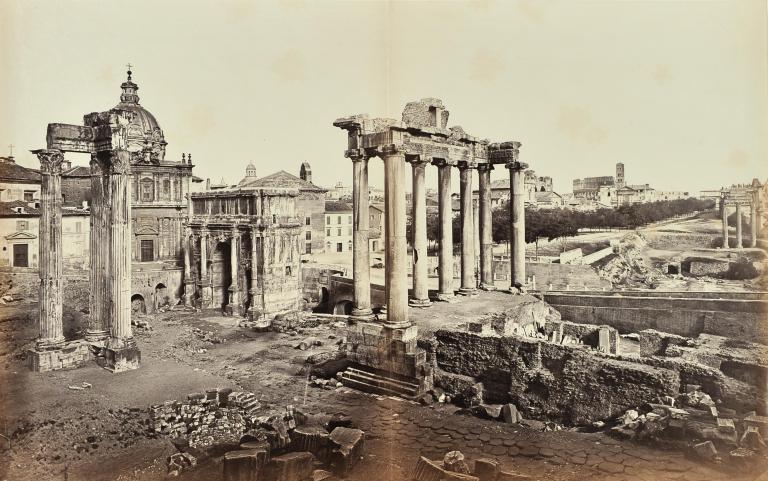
[1,293,766,481]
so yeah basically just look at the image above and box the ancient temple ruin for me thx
[333,98,529,395]
[719,182,763,249]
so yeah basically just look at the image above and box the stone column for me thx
[751,199,758,248]
[105,150,140,371]
[433,159,454,301]
[228,228,240,315]
[408,157,431,307]
[477,163,495,289]
[507,160,528,292]
[721,198,729,248]
[382,145,410,327]
[183,227,194,306]
[200,231,212,305]
[86,154,109,342]
[458,162,477,295]
[736,203,743,248]
[34,149,65,349]
[349,150,373,318]
[248,228,260,319]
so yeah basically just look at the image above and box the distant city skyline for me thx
[2,0,766,196]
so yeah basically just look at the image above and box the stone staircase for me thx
[339,366,421,399]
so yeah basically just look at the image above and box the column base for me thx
[101,341,141,373]
[435,292,457,302]
[350,307,373,320]
[458,287,478,297]
[84,329,109,345]
[479,283,497,291]
[183,282,195,306]
[408,298,432,308]
[27,340,92,372]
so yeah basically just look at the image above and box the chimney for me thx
[61,159,72,171]
[205,178,211,191]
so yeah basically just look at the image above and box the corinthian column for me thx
[408,157,431,307]
[381,144,410,328]
[433,159,454,301]
[349,149,373,319]
[458,162,477,295]
[735,203,743,249]
[86,154,109,342]
[228,228,241,315]
[183,227,194,306]
[249,227,260,319]
[200,230,212,306]
[33,149,65,349]
[477,163,495,289]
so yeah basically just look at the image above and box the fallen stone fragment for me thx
[693,441,718,461]
[443,451,470,474]
[472,458,499,481]
[238,442,270,469]
[620,409,639,425]
[312,469,337,481]
[496,471,533,481]
[290,426,330,458]
[326,414,354,432]
[475,404,502,420]
[260,415,291,450]
[266,452,316,481]
[411,456,479,481]
[501,404,522,424]
[717,418,736,434]
[328,427,365,476]
[741,426,767,452]
[223,449,263,481]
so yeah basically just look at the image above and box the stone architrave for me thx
[349,149,373,318]
[86,153,110,341]
[380,144,410,328]
[477,163,495,289]
[433,158,455,301]
[458,161,477,295]
[104,149,140,372]
[408,157,431,307]
[33,149,65,348]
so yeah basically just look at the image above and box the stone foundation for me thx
[26,340,92,372]
[102,345,141,372]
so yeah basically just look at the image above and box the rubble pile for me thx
[411,451,531,481]
[608,385,768,471]
[598,232,660,288]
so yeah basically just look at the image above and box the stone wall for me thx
[581,246,615,265]
[131,264,184,313]
[0,267,89,309]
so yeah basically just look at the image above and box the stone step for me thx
[344,367,420,392]
[340,368,419,399]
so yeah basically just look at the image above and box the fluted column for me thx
[433,159,454,301]
[107,150,134,348]
[183,227,194,305]
[228,228,240,314]
[458,162,476,294]
[249,227,260,319]
[751,199,758,248]
[33,149,65,349]
[200,231,212,306]
[477,163,495,289]
[86,154,109,341]
[736,203,743,248]
[381,145,410,327]
[349,150,373,318]
[408,157,431,307]
[721,198,729,248]
[507,159,528,292]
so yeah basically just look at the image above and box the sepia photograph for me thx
[0,1,767,480]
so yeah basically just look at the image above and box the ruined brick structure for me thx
[186,188,302,321]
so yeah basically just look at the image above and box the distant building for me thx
[0,156,40,203]
[573,176,615,200]
[534,191,563,209]
[324,201,353,253]
[472,170,557,208]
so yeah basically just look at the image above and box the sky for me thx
[1,0,767,195]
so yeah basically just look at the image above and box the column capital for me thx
[377,143,407,157]
[345,148,370,162]
[457,160,477,170]
[231,226,241,238]
[431,157,457,168]
[33,149,64,175]
[505,161,529,171]
[476,162,495,172]
[107,150,132,175]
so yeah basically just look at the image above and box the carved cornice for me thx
[33,149,64,175]
[488,141,521,165]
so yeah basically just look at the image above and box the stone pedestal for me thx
[27,340,92,372]
[102,344,141,373]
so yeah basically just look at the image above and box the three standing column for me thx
[458,162,476,295]
[34,149,65,349]
[477,163,495,289]
[381,145,410,327]
[408,158,431,307]
[433,159,454,301]
[350,150,373,319]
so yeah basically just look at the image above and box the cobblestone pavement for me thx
[292,387,753,481]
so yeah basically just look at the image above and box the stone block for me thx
[289,426,329,458]
[27,340,92,372]
[411,457,479,481]
[266,452,315,481]
[717,418,736,434]
[223,449,263,481]
[501,404,522,424]
[472,458,499,481]
[103,345,141,372]
[443,451,470,474]
[741,426,766,452]
[693,441,718,461]
[239,442,271,468]
[496,471,533,481]
[328,427,365,476]
[260,415,291,450]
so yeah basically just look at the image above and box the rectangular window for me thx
[326,228,331,236]
[348,215,352,224]
[336,228,341,237]
[337,215,341,225]
[305,216,311,226]
[16,220,28,231]
[140,239,154,262]
[305,231,311,240]
[336,243,343,252]
[305,242,312,254]
[23,191,34,202]
[13,243,28,267]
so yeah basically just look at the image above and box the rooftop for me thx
[0,160,41,184]
[239,170,326,192]
[325,201,352,212]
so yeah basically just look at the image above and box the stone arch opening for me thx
[319,287,329,304]
[155,283,169,309]
[333,300,353,315]
[667,264,679,275]
[131,294,146,315]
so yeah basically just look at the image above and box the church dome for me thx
[112,68,167,162]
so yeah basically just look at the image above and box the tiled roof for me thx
[239,170,327,192]
[0,161,41,183]
[0,200,40,217]
[325,201,352,212]
[63,165,91,177]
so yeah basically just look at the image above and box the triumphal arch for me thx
[333,98,528,395]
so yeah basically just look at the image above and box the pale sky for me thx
[1,0,767,195]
